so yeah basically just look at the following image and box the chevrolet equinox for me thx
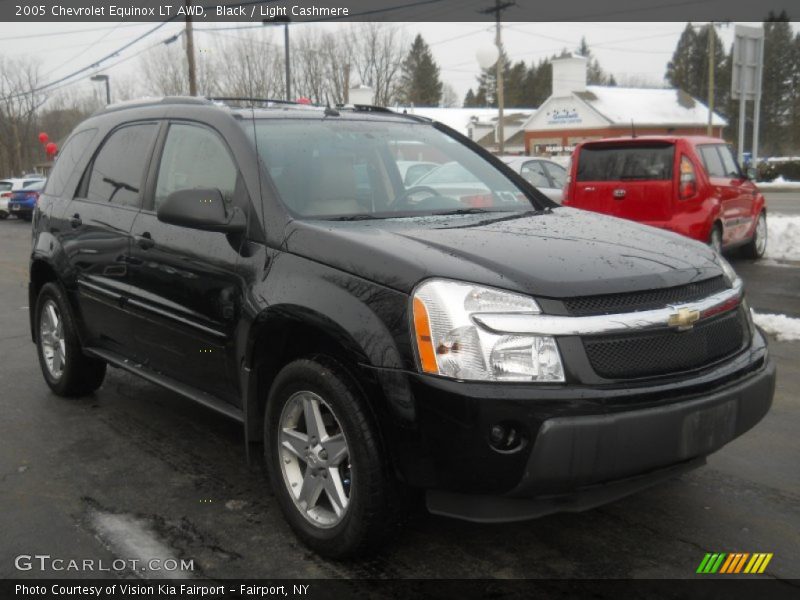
[29,97,775,558]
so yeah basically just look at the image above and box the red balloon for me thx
[45,142,58,156]
[38,132,49,144]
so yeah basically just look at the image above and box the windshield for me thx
[577,143,675,181]
[0,181,11,192]
[243,118,537,219]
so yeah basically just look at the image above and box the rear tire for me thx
[741,212,767,259]
[0,211,8,220]
[35,282,106,396]
[264,357,394,558]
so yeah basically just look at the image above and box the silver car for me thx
[500,156,567,203]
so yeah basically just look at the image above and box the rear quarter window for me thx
[577,144,675,181]
[43,129,98,197]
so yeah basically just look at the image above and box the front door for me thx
[126,122,250,403]
[697,144,750,244]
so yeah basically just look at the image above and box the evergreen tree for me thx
[473,50,512,107]
[576,37,614,85]
[397,34,442,106]
[666,24,700,95]
[760,12,795,155]
[463,88,478,107]
[505,61,529,108]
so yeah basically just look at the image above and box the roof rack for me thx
[93,96,212,116]
[208,96,306,107]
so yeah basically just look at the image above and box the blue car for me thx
[8,180,45,221]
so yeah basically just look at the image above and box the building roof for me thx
[575,86,727,127]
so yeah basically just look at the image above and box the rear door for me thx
[572,142,675,222]
[61,122,160,354]
[697,144,749,243]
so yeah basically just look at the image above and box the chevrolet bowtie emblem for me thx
[668,308,701,330]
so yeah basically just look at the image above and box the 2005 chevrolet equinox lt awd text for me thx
[28,97,775,558]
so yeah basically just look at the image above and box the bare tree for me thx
[347,24,406,106]
[0,55,47,176]
[210,31,284,99]
[139,43,218,96]
[440,83,459,107]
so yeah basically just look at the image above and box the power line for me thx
[1,19,177,100]
[0,22,149,42]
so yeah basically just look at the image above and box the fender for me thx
[240,251,417,457]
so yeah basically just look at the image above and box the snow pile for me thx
[758,175,800,189]
[764,215,800,262]
[752,311,800,342]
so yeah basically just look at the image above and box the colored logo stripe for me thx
[697,552,773,574]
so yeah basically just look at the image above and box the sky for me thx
[0,21,789,105]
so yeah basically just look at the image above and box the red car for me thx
[563,136,767,258]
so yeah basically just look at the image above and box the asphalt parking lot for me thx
[1,195,798,582]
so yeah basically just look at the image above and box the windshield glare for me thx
[244,119,536,219]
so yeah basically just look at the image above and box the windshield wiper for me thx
[326,214,380,221]
[430,207,492,216]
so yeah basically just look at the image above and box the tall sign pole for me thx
[707,22,715,136]
[731,25,764,166]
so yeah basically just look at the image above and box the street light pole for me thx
[284,22,291,101]
[263,17,292,101]
[90,74,111,105]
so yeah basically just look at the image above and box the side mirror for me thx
[157,188,246,234]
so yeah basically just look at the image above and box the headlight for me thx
[716,254,740,288]
[412,279,565,382]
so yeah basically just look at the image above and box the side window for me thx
[520,161,551,188]
[543,162,566,187]
[717,145,742,178]
[85,123,158,207]
[698,145,726,178]
[43,129,97,197]
[155,123,237,210]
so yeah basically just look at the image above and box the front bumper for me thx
[383,331,775,522]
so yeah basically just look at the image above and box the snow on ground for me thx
[752,311,800,342]
[765,215,800,262]
[90,509,191,579]
[758,175,800,189]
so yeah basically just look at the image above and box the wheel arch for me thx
[243,304,398,465]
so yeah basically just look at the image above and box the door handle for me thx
[69,214,82,228]
[134,232,155,250]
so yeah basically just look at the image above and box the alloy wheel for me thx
[278,391,352,528]
[39,299,65,380]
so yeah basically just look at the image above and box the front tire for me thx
[264,357,394,558]
[741,211,767,259]
[35,282,106,396]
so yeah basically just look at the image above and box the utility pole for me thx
[707,22,715,135]
[343,63,351,104]
[480,1,515,154]
[185,0,197,96]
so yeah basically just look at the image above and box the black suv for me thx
[29,97,774,558]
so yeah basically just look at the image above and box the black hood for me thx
[283,207,723,299]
